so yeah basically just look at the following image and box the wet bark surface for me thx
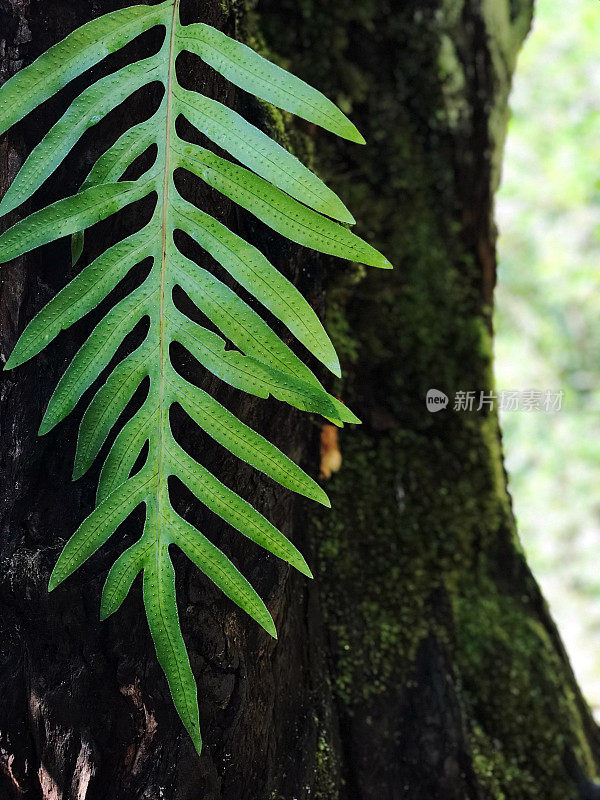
[0,0,599,799]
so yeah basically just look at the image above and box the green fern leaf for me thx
[175,142,390,267]
[171,196,344,377]
[173,87,355,223]
[7,228,157,369]
[177,23,366,143]
[72,113,161,264]
[164,507,278,637]
[0,180,156,261]
[101,532,154,620]
[49,467,158,589]
[97,399,158,504]
[169,372,330,507]
[164,435,312,577]
[0,3,170,137]
[142,536,202,753]
[0,54,165,217]
[0,0,391,755]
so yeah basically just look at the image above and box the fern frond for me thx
[0,0,391,754]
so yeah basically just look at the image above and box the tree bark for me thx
[0,0,598,799]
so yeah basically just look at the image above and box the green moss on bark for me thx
[256,0,598,795]
[315,410,596,797]
[314,409,509,703]
[454,583,596,800]
[313,726,341,800]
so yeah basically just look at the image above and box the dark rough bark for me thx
[0,0,598,799]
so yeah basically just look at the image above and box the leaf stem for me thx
[155,0,180,528]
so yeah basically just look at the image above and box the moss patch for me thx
[455,582,595,799]
[313,725,340,800]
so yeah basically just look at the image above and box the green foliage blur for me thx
[495,0,600,710]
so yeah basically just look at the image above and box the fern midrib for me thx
[155,0,180,542]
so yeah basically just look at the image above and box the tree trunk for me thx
[0,0,598,799]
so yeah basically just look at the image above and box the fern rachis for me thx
[0,0,391,754]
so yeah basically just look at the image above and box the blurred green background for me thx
[495,0,600,711]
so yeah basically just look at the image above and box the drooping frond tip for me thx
[0,0,391,755]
